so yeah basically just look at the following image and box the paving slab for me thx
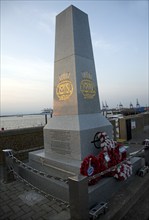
[0,168,70,220]
[50,210,70,220]
[98,173,149,220]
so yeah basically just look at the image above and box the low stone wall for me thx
[0,127,44,164]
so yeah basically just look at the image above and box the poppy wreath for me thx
[113,161,132,181]
[80,155,100,176]
[98,146,122,177]
[97,132,107,144]
[97,133,129,179]
[80,155,101,185]
[97,151,109,171]
[80,131,132,184]
[97,150,113,177]
[97,132,127,165]
[98,132,116,151]
[97,132,118,171]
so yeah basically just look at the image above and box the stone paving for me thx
[99,171,149,220]
[121,185,149,220]
[0,168,70,220]
[1,167,149,220]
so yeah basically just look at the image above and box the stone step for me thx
[13,155,144,210]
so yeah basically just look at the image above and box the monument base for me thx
[29,149,81,179]
[44,113,112,161]
[29,113,112,180]
[22,155,144,207]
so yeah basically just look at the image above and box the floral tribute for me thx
[80,132,132,185]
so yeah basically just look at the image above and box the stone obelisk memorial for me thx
[43,5,112,173]
[30,5,112,178]
[26,5,143,208]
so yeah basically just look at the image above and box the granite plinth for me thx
[29,149,81,179]
[25,154,144,207]
[44,113,112,161]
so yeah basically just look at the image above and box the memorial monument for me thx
[24,5,143,208]
[30,5,112,177]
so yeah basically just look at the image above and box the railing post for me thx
[2,149,15,183]
[144,139,149,166]
[45,114,48,124]
[68,175,89,220]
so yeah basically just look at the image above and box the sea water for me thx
[0,114,51,130]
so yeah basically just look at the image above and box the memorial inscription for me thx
[50,130,71,155]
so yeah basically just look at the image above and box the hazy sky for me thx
[1,0,148,115]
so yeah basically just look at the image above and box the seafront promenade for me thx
[0,126,149,220]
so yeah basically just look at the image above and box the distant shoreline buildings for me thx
[102,98,149,118]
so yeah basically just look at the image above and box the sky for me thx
[1,0,149,115]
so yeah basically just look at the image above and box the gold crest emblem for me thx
[56,72,73,101]
[80,72,96,99]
